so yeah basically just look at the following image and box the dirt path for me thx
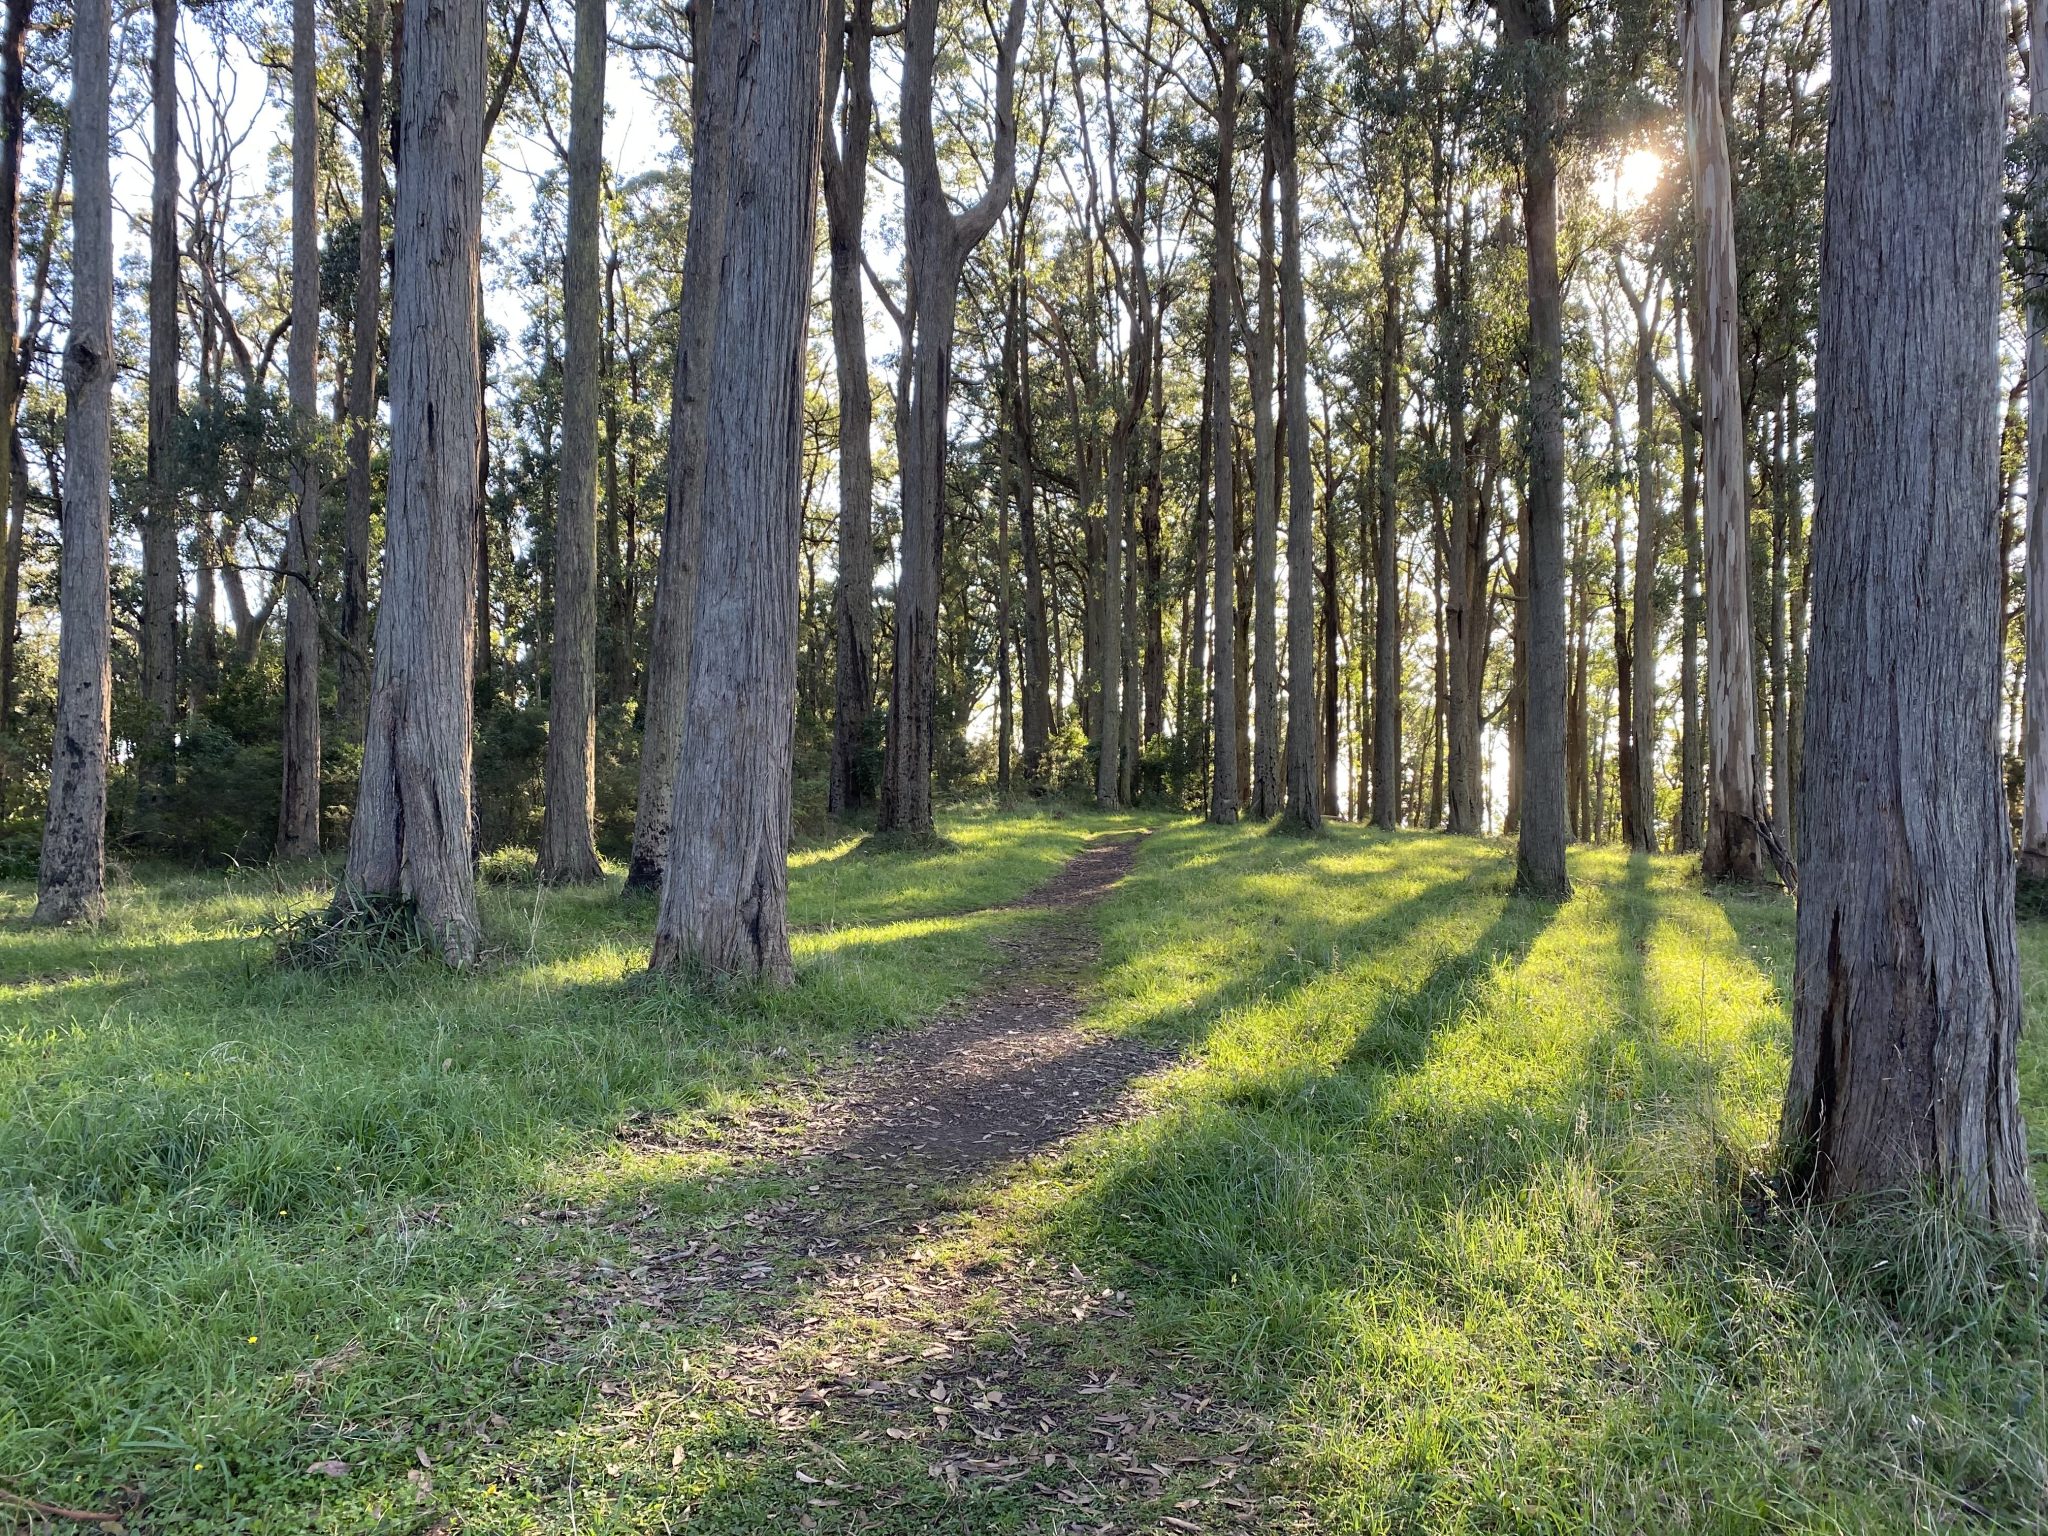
[524,832,1285,1532]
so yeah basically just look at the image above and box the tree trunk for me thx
[140,0,179,795]
[1676,310,1704,851]
[341,0,386,745]
[1277,9,1320,832]
[0,0,31,767]
[341,0,484,964]
[537,0,607,883]
[278,0,323,858]
[877,0,1026,838]
[1370,211,1406,830]
[625,3,731,892]
[1683,0,1767,882]
[1499,0,1569,897]
[1443,202,1483,834]
[37,0,112,925]
[1784,0,2034,1233]
[2026,0,2048,877]
[824,0,875,816]
[649,0,824,982]
[1624,275,1660,851]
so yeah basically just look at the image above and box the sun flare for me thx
[1612,146,1666,208]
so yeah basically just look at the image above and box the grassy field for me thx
[2,809,2044,1532]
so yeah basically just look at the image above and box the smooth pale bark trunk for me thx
[626,5,730,892]
[1249,146,1280,820]
[877,0,1025,838]
[1499,0,1569,897]
[1785,0,2034,1233]
[1683,0,1767,882]
[649,0,824,982]
[341,0,484,964]
[141,0,178,791]
[1205,38,1241,827]
[341,0,386,745]
[279,0,323,858]
[1370,223,1405,830]
[2023,0,2048,878]
[538,0,606,883]
[37,0,112,925]
[824,0,875,816]
[1277,12,1320,833]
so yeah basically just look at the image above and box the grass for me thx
[2,808,2044,1532]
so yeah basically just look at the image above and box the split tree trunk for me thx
[278,0,323,858]
[649,0,825,982]
[1683,0,1767,882]
[537,0,607,883]
[341,0,485,964]
[625,3,731,892]
[36,0,112,925]
[340,0,387,745]
[1784,0,2034,1233]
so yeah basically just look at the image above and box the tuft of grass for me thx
[270,886,430,973]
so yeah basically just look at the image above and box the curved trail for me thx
[529,832,1283,1532]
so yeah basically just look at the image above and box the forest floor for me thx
[3,807,2047,1534]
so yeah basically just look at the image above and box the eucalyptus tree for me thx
[141,0,178,792]
[279,0,323,859]
[1274,0,1320,831]
[2023,0,2048,880]
[1784,0,2033,1232]
[341,0,487,964]
[876,0,1029,838]
[538,0,608,883]
[651,0,827,980]
[36,0,112,925]
[341,0,388,743]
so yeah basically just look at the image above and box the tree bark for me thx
[877,0,1026,838]
[626,2,731,892]
[650,0,824,982]
[538,0,607,883]
[2022,0,2048,879]
[1249,139,1280,820]
[1621,266,1661,851]
[1369,210,1406,831]
[1498,0,1569,897]
[1784,0,2034,1233]
[141,0,179,795]
[1443,200,1484,834]
[341,0,387,746]
[1276,2,1320,832]
[824,0,876,816]
[1676,307,1704,851]
[0,0,31,767]
[341,0,484,964]
[279,0,324,858]
[37,0,112,925]
[1203,23,1241,826]
[1683,0,1767,882]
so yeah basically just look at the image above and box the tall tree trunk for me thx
[279,0,323,858]
[649,0,824,982]
[341,0,484,963]
[1320,415,1341,817]
[1369,207,1407,830]
[0,0,34,771]
[1683,0,1768,882]
[1016,287,1053,781]
[340,0,387,745]
[824,0,876,816]
[1628,288,1660,852]
[2026,0,2048,878]
[37,0,112,925]
[1203,23,1240,825]
[538,0,606,882]
[141,0,179,795]
[1277,6,1320,831]
[1249,143,1280,819]
[877,0,1026,838]
[1676,311,1704,851]
[625,4,731,892]
[1499,0,1569,897]
[1784,0,2033,1232]
[1443,202,1483,834]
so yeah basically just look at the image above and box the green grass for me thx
[3,809,2044,1532]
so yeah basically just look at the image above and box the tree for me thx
[1275,0,1320,832]
[1495,0,1568,897]
[1197,0,1242,828]
[141,0,178,793]
[876,0,1027,839]
[340,0,486,964]
[2023,0,2048,881]
[1681,0,1767,882]
[625,0,732,894]
[649,0,826,981]
[340,0,388,743]
[279,0,323,858]
[538,0,607,883]
[1781,0,2035,1232]
[824,0,877,817]
[36,0,112,925]
[1248,137,1280,820]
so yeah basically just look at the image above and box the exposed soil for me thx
[514,832,1292,1531]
